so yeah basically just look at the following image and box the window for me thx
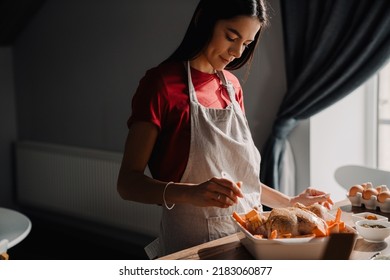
[378,61,390,170]
[309,61,390,202]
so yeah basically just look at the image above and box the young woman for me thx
[117,0,333,256]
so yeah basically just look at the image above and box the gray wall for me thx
[1,0,288,207]
[0,47,18,208]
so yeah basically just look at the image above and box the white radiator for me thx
[15,141,161,237]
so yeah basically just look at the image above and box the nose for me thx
[228,45,244,58]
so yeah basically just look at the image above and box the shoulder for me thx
[135,61,187,102]
[131,62,187,129]
[142,61,186,85]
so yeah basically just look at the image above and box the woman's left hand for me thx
[291,188,334,209]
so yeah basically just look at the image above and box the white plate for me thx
[0,207,32,251]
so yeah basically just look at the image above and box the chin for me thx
[213,63,227,71]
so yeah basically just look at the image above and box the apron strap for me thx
[186,61,237,105]
[216,71,236,102]
[186,61,198,103]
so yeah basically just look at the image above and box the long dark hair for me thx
[165,0,269,70]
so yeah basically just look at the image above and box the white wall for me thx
[310,85,366,202]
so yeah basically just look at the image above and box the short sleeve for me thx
[128,68,166,131]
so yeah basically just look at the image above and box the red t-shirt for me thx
[129,61,245,182]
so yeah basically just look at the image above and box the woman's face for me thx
[191,16,261,73]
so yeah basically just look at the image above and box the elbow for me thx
[116,178,126,200]
[117,170,131,200]
[116,168,140,201]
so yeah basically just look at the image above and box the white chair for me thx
[0,207,32,260]
[334,165,390,190]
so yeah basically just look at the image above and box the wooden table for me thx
[159,199,390,260]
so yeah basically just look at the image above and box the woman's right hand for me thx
[188,177,244,208]
[117,121,244,209]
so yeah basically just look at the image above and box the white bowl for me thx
[355,220,390,243]
[231,212,356,259]
[351,212,388,223]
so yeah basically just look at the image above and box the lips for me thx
[220,56,231,64]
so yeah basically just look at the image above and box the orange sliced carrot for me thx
[233,211,247,229]
[327,222,340,235]
[338,221,346,232]
[269,229,278,239]
[326,220,334,226]
[312,226,327,237]
[280,233,292,238]
[335,208,342,223]
[254,234,264,239]
[245,209,258,220]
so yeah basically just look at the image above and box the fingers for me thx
[317,194,334,206]
[304,188,334,205]
[321,201,333,210]
[211,189,236,206]
[310,194,333,204]
[305,188,327,197]
[209,177,244,198]
[212,191,234,208]
[208,177,243,207]
[326,196,334,205]
[293,189,334,209]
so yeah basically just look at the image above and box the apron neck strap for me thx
[216,70,236,102]
[186,61,236,103]
[216,70,229,87]
[186,61,197,102]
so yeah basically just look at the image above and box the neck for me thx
[189,58,215,74]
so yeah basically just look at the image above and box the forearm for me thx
[117,167,243,209]
[260,183,333,210]
[117,123,193,206]
[117,168,190,205]
[260,183,292,209]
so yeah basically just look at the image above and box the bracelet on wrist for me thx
[163,181,175,210]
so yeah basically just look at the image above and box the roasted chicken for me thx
[250,203,329,238]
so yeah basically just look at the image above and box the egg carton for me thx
[347,192,390,213]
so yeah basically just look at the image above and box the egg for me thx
[377,191,390,203]
[376,185,389,193]
[365,182,373,189]
[348,185,364,196]
[362,188,378,200]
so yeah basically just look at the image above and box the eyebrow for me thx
[226,27,254,42]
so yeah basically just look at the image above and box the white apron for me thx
[158,61,262,256]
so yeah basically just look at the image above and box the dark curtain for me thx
[260,0,390,190]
